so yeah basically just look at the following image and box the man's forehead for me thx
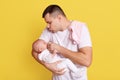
[44,13,51,19]
[44,13,51,22]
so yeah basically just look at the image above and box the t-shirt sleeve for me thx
[78,24,92,48]
[39,28,51,43]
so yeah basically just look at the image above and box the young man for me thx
[32,4,92,80]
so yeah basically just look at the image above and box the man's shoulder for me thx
[69,20,87,30]
[72,20,86,25]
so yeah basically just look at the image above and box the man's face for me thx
[44,13,62,33]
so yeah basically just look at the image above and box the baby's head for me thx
[32,39,47,53]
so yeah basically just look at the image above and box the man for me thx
[32,4,92,80]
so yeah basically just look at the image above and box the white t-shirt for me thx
[39,20,92,80]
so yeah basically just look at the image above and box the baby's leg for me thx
[64,59,78,72]
[64,59,82,80]
[56,59,68,72]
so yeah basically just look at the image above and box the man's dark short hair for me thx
[42,4,66,18]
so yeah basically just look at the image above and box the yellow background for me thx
[0,0,120,80]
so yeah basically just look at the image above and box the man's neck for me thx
[62,19,71,31]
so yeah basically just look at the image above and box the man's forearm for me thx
[31,49,44,65]
[56,46,92,67]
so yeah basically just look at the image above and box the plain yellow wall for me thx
[0,0,120,80]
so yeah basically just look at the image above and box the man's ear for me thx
[57,14,62,20]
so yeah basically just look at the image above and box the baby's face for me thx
[36,40,47,53]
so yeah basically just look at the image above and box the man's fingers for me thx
[44,60,66,75]
[47,42,52,48]
[40,60,45,64]
[55,68,66,75]
[57,68,65,72]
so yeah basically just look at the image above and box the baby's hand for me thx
[47,42,59,53]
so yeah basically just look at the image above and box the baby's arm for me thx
[38,49,56,63]
[54,58,78,73]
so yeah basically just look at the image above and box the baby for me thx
[33,39,81,80]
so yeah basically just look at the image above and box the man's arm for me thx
[59,46,92,67]
[48,43,92,67]
[31,49,44,65]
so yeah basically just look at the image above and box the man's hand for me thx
[47,42,59,53]
[43,60,66,75]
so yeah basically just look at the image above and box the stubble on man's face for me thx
[44,13,62,33]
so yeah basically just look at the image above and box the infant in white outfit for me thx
[33,39,81,80]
